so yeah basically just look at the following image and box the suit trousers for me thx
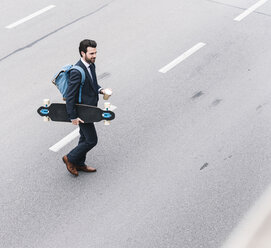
[67,123,98,166]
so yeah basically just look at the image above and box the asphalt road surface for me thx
[1,0,271,247]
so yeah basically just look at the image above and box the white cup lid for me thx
[104,89,112,95]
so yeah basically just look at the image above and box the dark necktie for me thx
[89,64,98,90]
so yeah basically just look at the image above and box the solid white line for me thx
[222,183,271,248]
[234,0,269,21]
[49,128,79,152]
[5,5,56,29]
[159,42,206,73]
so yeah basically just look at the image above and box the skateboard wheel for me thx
[104,120,110,126]
[43,99,50,107]
[43,116,50,122]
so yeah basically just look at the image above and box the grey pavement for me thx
[1,0,271,247]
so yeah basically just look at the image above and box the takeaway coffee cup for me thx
[103,88,112,100]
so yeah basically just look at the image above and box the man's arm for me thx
[66,69,81,120]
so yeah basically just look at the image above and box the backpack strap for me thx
[72,65,86,104]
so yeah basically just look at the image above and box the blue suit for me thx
[65,59,102,166]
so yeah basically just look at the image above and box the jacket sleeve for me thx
[98,83,103,94]
[66,69,81,120]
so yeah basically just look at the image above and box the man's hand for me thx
[71,118,84,125]
[101,88,113,95]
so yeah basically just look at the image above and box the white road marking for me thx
[49,128,79,152]
[234,0,269,21]
[5,5,56,29]
[222,183,271,248]
[159,42,206,73]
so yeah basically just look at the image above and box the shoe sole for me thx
[77,167,96,172]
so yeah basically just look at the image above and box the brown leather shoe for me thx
[76,165,96,172]
[62,156,78,176]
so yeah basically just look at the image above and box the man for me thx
[62,39,110,176]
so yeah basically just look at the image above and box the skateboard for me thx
[37,99,115,124]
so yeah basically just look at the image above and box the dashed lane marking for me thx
[5,5,56,29]
[234,0,269,21]
[159,42,206,73]
[49,128,79,152]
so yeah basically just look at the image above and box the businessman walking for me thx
[62,39,110,176]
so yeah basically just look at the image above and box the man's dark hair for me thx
[79,39,97,57]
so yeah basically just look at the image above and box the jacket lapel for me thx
[77,60,96,92]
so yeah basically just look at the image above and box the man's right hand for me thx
[71,118,84,125]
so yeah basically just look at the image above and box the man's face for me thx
[82,47,97,64]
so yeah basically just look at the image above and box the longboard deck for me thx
[37,103,115,123]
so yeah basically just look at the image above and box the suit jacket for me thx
[66,59,102,120]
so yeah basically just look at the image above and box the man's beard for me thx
[86,57,95,64]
